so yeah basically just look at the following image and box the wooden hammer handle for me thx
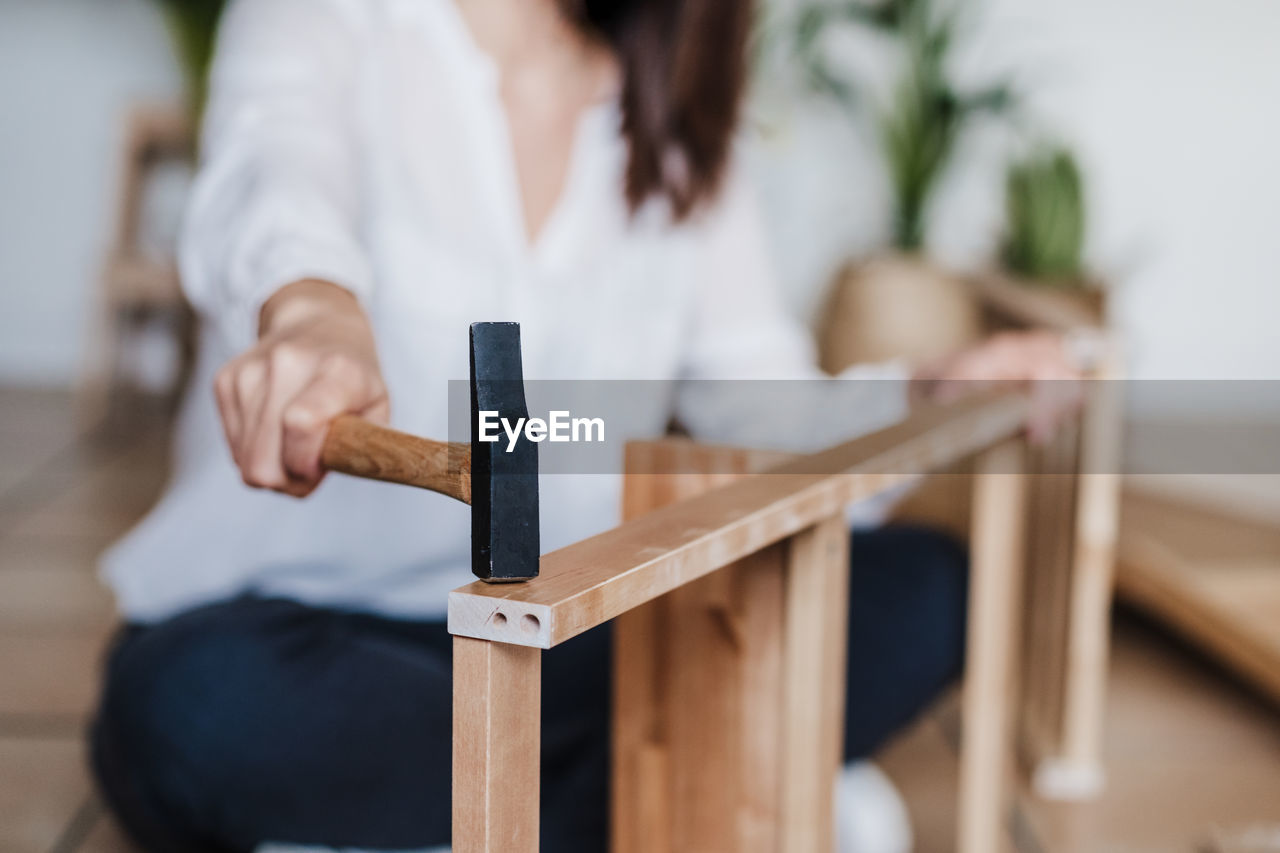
[321,414,472,504]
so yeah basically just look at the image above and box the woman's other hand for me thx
[914,330,1085,444]
[214,280,389,497]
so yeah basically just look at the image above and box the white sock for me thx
[835,761,913,853]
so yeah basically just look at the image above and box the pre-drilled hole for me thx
[492,611,508,627]
[521,614,541,634]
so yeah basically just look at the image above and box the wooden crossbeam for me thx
[448,390,1029,649]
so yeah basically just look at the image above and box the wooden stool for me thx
[81,102,196,432]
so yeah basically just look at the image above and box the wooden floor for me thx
[883,612,1280,853]
[1118,489,1280,709]
[1,387,1279,853]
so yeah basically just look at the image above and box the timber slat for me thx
[449,390,1029,648]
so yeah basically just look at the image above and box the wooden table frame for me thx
[968,271,1123,800]
[447,389,1105,852]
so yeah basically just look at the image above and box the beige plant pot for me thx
[818,253,984,374]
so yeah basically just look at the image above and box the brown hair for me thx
[560,0,753,221]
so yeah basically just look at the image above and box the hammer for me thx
[318,322,539,583]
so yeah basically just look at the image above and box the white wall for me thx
[1,0,1277,394]
[976,0,1280,384]
[0,0,181,385]
[752,0,1280,390]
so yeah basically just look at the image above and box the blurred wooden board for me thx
[968,270,1105,333]
[1117,489,1280,704]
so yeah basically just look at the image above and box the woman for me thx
[91,0,1078,850]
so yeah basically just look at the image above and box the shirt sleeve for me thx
[179,0,373,353]
[674,157,911,453]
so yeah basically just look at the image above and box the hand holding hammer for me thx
[320,322,540,583]
[214,280,538,583]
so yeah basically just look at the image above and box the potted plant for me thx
[952,142,1107,337]
[1002,145,1086,283]
[783,0,1018,370]
[154,0,225,121]
[991,143,1107,319]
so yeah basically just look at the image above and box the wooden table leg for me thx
[453,636,541,853]
[611,516,849,853]
[1049,374,1122,798]
[1018,421,1078,785]
[958,440,1028,853]
[780,514,851,853]
[613,444,796,853]
[612,547,789,853]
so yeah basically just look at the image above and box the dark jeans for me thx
[91,525,967,852]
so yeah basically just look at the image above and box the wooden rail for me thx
[448,389,1030,649]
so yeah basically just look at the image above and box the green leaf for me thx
[153,0,227,119]
[958,83,1018,116]
[1001,145,1088,283]
[781,0,1029,251]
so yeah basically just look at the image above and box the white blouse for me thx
[102,0,907,623]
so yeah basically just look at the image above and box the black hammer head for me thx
[470,322,539,583]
